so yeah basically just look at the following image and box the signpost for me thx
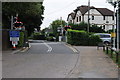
[9,30,20,49]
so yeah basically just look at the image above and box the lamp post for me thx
[88,0,90,33]
[117,2,120,51]
[107,0,120,51]
[107,0,117,50]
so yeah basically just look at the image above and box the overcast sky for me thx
[40,0,114,29]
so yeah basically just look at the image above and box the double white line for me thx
[42,41,52,52]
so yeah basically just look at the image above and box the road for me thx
[2,40,118,78]
[3,40,79,78]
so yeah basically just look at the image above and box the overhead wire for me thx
[41,0,81,28]
[46,1,78,15]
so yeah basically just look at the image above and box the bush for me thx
[67,29,102,46]
[46,36,55,41]
[69,22,105,33]
[89,35,102,46]
[67,29,89,46]
[18,32,24,47]
[33,32,45,40]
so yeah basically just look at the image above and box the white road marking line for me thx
[65,44,78,53]
[42,41,53,52]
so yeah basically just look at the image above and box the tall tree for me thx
[50,19,66,38]
[2,2,44,36]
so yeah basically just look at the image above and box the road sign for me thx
[9,30,20,37]
[10,37,19,42]
[111,32,116,37]
[12,41,18,45]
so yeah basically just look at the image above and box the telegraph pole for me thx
[117,1,120,51]
[113,2,117,50]
[88,0,90,33]
[11,16,13,29]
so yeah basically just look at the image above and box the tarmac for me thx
[2,44,119,78]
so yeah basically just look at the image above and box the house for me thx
[67,5,115,31]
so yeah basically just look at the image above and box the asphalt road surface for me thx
[25,40,77,54]
[2,40,118,79]
[3,40,79,78]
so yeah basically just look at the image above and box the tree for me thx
[2,2,44,36]
[69,22,105,33]
[50,19,66,39]
[90,25,105,33]
[69,22,87,31]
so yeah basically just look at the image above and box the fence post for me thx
[111,49,113,58]
[103,45,105,51]
[116,52,119,63]
[106,46,108,54]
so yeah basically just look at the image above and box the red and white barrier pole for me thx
[12,42,16,49]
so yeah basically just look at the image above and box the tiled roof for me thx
[67,12,75,21]
[76,5,114,16]
[77,5,95,15]
[96,8,114,16]
[67,5,114,21]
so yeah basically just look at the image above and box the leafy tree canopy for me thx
[50,19,66,37]
[2,2,44,36]
[69,22,105,33]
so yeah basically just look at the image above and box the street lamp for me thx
[107,0,117,50]
[107,0,120,51]
[88,0,90,33]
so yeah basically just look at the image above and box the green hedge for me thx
[33,32,45,40]
[89,35,102,46]
[18,32,24,47]
[67,29,102,46]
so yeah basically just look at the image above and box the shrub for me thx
[33,32,45,40]
[18,32,24,47]
[67,29,102,46]
[89,35,102,46]
[67,29,89,46]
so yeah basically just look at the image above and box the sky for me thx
[40,0,114,29]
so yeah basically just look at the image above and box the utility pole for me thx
[88,0,90,33]
[11,16,13,29]
[117,1,120,51]
[60,17,63,36]
[113,2,117,50]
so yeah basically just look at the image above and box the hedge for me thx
[18,31,24,47]
[67,29,102,46]
[33,32,45,40]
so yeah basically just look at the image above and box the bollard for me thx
[106,46,108,54]
[111,49,113,58]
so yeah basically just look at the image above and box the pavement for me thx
[67,46,118,78]
[2,41,119,78]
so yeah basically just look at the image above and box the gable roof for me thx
[67,5,114,21]
[75,5,114,16]
[67,12,75,21]
[96,8,114,16]
[77,5,95,15]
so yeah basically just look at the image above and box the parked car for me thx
[94,33,111,44]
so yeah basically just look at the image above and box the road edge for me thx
[65,43,79,53]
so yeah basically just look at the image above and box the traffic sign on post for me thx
[9,30,20,49]
[9,30,20,37]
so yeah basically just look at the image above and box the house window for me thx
[79,16,81,21]
[77,17,79,22]
[112,16,114,20]
[103,25,105,29]
[92,16,94,20]
[103,16,105,20]
[70,20,72,23]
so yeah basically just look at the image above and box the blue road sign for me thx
[9,30,20,37]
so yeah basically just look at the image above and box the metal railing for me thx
[102,44,120,66]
